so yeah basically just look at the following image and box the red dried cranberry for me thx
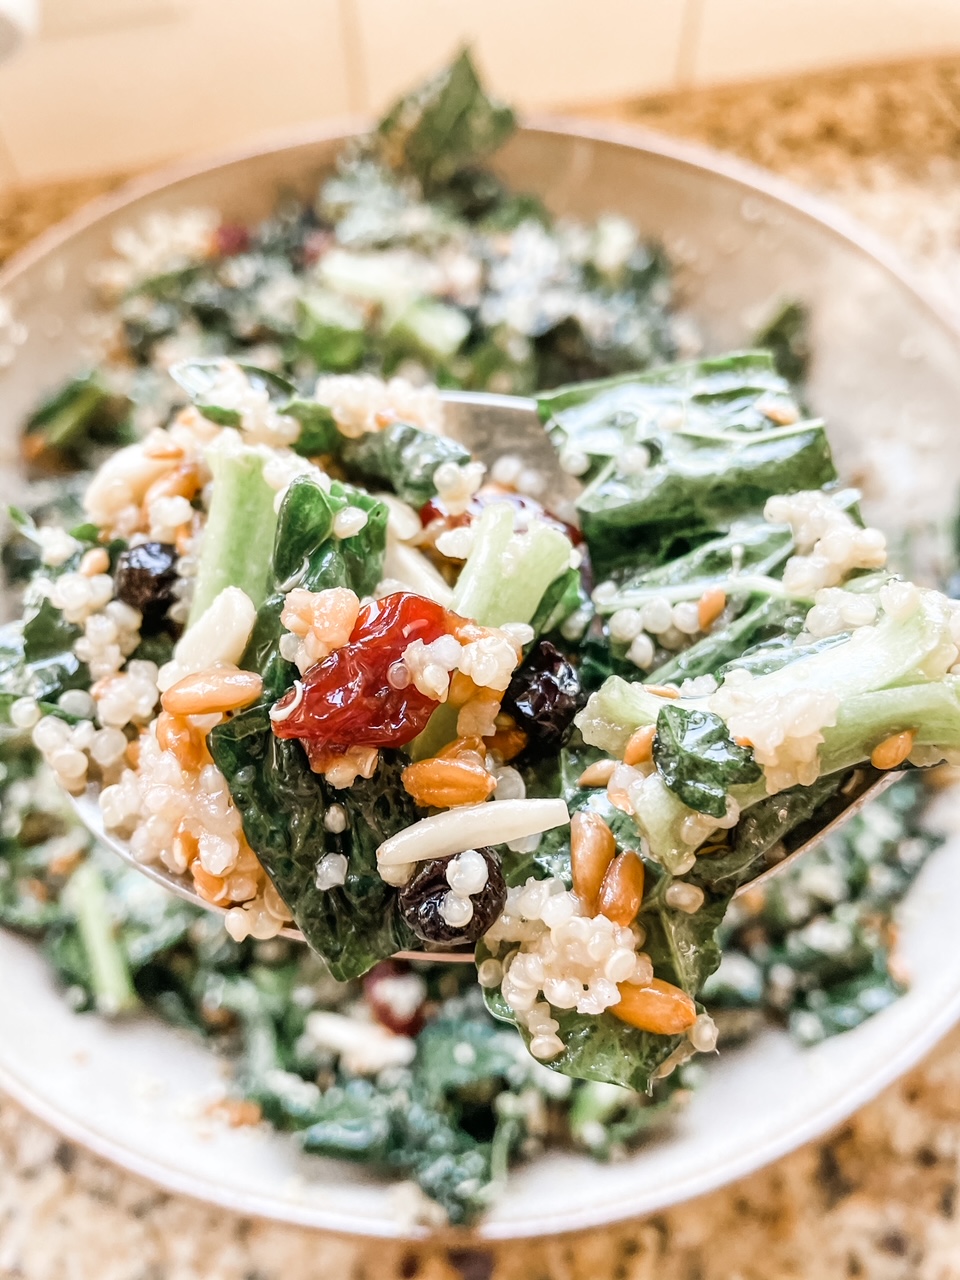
[271,592,462,760]
[214,223,251,256]
[398,849,506,946]
[301,229,335,266]
[363,960,426,1037]
[420,486,581,549]
[501,639,582,755]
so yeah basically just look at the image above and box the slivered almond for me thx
[623,725,656,766]
[612,978,697,1034]
[870,729,915,771]
[571,811,616,914]
[577,759,617,788]
[597,851,645,926]
[161,666,263,717]
[645,684,680,699]
[402,756,497,809]
[377,798,569,867]
[697,587,727,632]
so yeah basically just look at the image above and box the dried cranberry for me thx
[398,849,506,946]
[363,960,427,1036]
[300,228,335,266]
[214,223,251,256]
[113,541,179,634]
[421,486,581,548]
[271,592,462,761]
[502,639,582,755]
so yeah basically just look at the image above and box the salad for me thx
[0,53,953,1224]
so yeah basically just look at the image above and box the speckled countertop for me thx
[5,55,960,1280]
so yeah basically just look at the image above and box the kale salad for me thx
[0,53,953,1225]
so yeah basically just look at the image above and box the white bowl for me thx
[2,119,960,1239]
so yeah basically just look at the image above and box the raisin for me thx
[271,592,462,762]
[398,849,506,946]
[113,541,179,634]
[502,639,582,755]
[362,960,426,1037]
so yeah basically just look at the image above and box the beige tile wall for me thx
[2,0,960,185]
[688,0,960,85]
[351,0,687,113]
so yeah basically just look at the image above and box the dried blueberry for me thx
[398,848,506,946]
[502,639,582,754]
[113,541,179,633]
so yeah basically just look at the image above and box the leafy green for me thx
[538,352,835,576]
[209,472,406,978]
[481,736,730,1091]
[243,474,387,700]
[489,981,684,1094]
[752,299,811,387]
[188,435,279,623]
[688,773,846,896]
[62,862,139,1016]
[23,371,133,471]
[170,358,341,458]
[653,705,762,818]
[451,501,572,628]
[375,48,516,192]
[170,358,296,423]
[296,291,367,373]
[0,596,88,719]
[341,420,472,507]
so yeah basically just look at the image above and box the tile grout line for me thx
[674,0,705,90]
[337,0,369,115]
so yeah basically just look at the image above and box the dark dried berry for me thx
[114,541,179,633]
[398,848,506,947]
[502,639,582,754]
[363,960,426,1037]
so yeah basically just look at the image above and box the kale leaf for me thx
[653,705,762,819]
[341,420,472,507]
[209,471,413,979]
[538,351,836,577]
[375,49,516,193]
[23,371,133,472]
[481,736,733,1091]
[209,709,416,979]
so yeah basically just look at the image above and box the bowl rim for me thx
[2,112,960,1241]
[3,109,960,349]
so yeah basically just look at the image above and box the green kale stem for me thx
[66,862,139,1017]
[579,587,960,870]
[411,501,573,759]
[188,437,279,625]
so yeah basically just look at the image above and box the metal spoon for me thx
[67,391,904,959]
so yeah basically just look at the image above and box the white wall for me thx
[1,0,959,185]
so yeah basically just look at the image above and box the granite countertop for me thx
[4,54,960,1280]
